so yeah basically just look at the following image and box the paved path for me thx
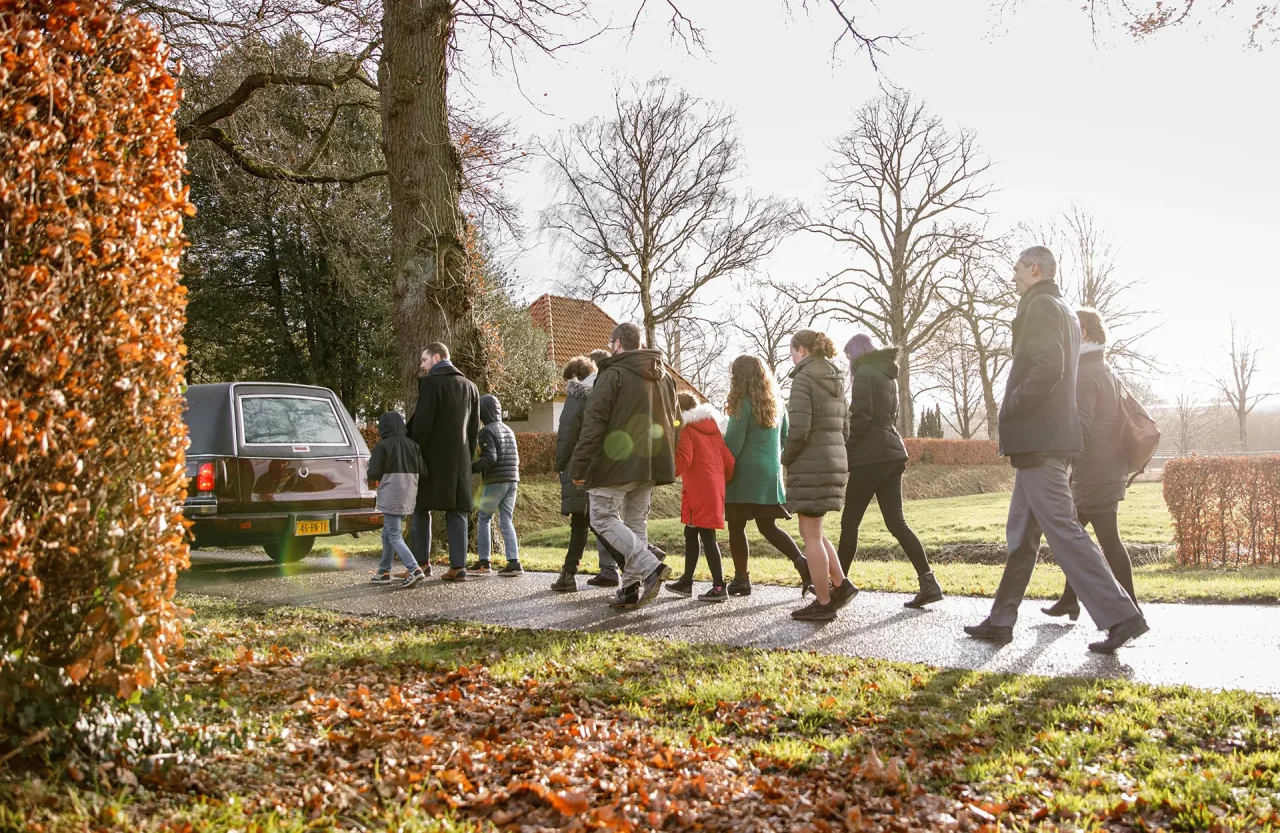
[181,550,1280,695]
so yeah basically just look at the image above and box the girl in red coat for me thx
[666,393,736,602]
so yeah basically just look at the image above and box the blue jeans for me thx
[477,481,519,566]
[379,514,419,574]
[411,508,469,571]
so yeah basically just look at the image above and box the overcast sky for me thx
[462,0,1280,404]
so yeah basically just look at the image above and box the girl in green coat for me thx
[723,356,811,597]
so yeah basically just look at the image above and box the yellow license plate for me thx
[295,520,330,535]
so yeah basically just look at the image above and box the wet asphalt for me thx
[181,549,1280,695]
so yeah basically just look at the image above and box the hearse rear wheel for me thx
[264,535,316,563]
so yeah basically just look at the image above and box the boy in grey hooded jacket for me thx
[368,411,427,586]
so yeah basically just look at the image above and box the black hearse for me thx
[182,383,383,562]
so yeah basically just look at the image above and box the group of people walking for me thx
[366,245,1150,654]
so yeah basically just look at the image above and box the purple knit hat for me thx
[844,333,876,364]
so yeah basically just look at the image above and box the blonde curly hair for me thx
[790,329,837,359]
[726,355,779,429]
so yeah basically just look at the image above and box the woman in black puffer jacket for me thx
[837,334,942,609]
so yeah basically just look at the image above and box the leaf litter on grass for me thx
[7,606,1279,832]
[135,638,970,832]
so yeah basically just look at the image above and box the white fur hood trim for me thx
[1080,342,1105,356]
[680,402,728,434]
[566,376,596,398]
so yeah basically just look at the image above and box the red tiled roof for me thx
[527,293,706,401]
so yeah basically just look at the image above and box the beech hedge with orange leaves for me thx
[903,438,1003,466]
[0,0,191,731]
[1163,455,1280,567]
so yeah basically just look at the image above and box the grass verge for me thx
[518,482,1174,553]
[1,597,1276,832]
[438,546,1280,605]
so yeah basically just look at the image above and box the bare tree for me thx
[542,77,795,349]
[1021,205,1157,380]
[1213,319,1276,451]
[1003,0,1280,48]
[1170,382,1222,455]
[802,89,993,436]
[131,0,896,405]
[729,280,815,388]
[920,320,987,439]
[658,312,731,405]
[950,245,1013,440]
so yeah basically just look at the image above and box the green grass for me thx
[519,481,1174,552]
[310,482,1280,604]
[508,546,1280,603]
[5,597,1274,831]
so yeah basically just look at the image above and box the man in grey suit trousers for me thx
[964,246,1149,654]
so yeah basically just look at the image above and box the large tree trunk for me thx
[977,367,999,441]
[1238,408,1249,451]
[897,348,915,437]
[380,0,478,411]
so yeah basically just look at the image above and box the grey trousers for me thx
[596,538,619,579]
[587,495,620,579]
[588,481,660,589]
[989,458,1138,630]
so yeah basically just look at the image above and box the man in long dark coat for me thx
[409,342,479,581]
[963,246,1147,653]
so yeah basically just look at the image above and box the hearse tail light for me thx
[196,462,215,492]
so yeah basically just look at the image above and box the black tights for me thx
[727,517,806,579]
[682,526,724,586]
[837,461,931,576]
[1059,510,1138,609]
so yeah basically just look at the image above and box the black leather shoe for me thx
[587,574,620,588]
[964,620,1013,644]
[1088,613,1149,654]
[1041,598,1081,621]
[609,582,641,608]
[830,580,859,611]
[727,575,752,596]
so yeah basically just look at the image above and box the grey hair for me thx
[1018,246,1057,279]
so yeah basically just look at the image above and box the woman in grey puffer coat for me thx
[782,329,856,621]
[1042,309,1138,619]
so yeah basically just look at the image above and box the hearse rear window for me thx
[239,396,348,446]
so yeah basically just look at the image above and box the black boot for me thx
[551,569,579,593]
[793,558,814,597]
[904,571,944,609]
[727,575,752,596]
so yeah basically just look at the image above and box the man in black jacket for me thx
[569,323,678,608]
[409,342,480,582]
[965,247,1148,654]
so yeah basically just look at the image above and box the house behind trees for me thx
[517,294,706,433]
